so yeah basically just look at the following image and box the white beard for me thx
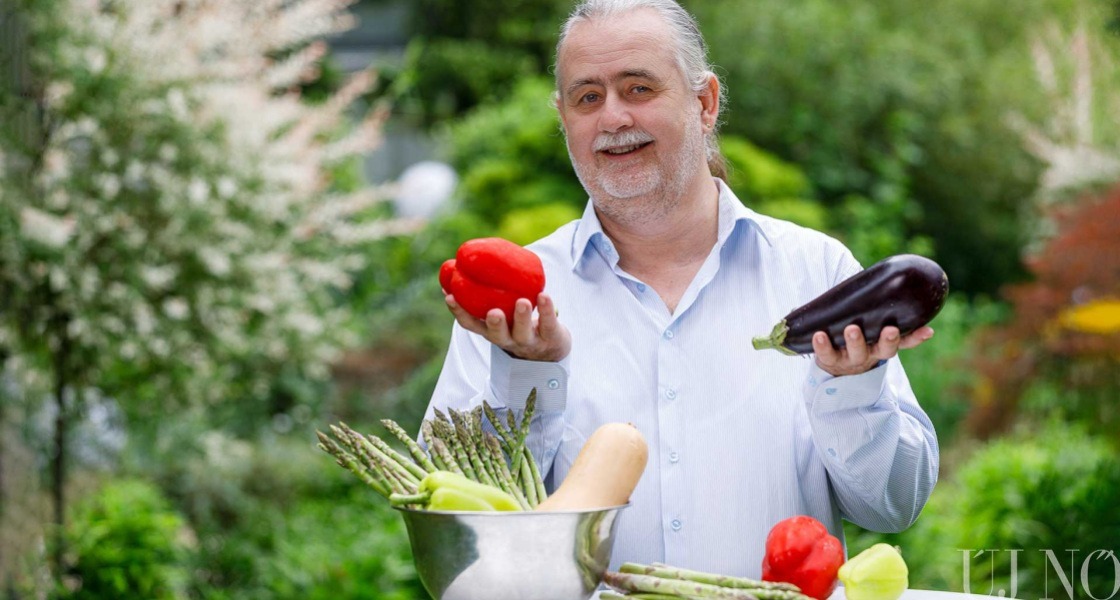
[567,121,708,226]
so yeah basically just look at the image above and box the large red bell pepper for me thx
[439,237,546,322]
[761,515,845,600]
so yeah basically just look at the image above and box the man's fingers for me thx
[898,326,934,350]
[872,326,902,361]
[811,331,839,364]
[844,325,869,364]
[446,295,486,334]
[484,308,513,344]
[536,294,560,340]
[509,298,536,345]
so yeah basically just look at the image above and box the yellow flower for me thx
[1058,299,1120,334]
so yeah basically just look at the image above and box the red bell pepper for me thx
[761,515,845,600]
[439,237,546,322]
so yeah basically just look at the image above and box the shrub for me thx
[847,422,1120,598]
[60,479,192,600]
[945,423,1120,599]
[443,77,584,225]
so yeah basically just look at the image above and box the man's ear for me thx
[553,91,568,135]
[698,72,720,130]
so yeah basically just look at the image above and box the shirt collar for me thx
[569,178,773,272]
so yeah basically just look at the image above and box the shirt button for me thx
[825,387,838,396]
[637,283,646,292]
[547,379,559,390]
[671,519,682,531]
[664,329,674,339]
[669,451,679,463]
[665,388,677,400]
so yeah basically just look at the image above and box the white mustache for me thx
[593,130,655,152]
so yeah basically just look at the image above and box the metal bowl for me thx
[395,504,629,600]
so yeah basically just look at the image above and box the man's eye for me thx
[580,92,601,103]
[631,86,650,94]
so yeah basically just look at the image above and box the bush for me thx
[124,420,425,599]
[946,423,1120,599]
[847,422,1120,598]
[686,0,1077,294]
[60,479,192,600]
[443,76,584,225]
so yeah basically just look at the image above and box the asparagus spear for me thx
[449,408,497,487]
[362,430,428,481]
[333,425,420,491]
[334,422,425,482]
[430,437,464,476]
[432,418,478,482]
[628,563,804,593]
[484,433,531,509]
[603,571,761,600]
[316,432,390,497]
[419,420,449,471]
[382,418,438,473]
[509,388,537,480]
[470,407,504,484]
[482,400,515,443]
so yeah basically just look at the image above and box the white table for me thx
[830,589,1002,600]
[593,588,1000,600]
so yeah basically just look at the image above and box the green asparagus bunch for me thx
[600,562,814,600]
[315,389,547,509]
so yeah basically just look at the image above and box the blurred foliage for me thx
[124,420,424,599]
[443,76,583,225]
[498,203,583,245]
[381,0,570,127]
[721,135,829,232]
[970,186,1120,439]
[895,294,1008,446]
[943,423,1120,599]
[846,422,1120,599]
[59,479,192,600]
[684,0,1109,295]
[387,38,537,125]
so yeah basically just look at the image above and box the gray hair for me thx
[554,0,728,179]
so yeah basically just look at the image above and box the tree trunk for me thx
[0,350,7,590]
[50,327,71,576]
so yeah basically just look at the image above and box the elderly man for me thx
[425,0,939,576]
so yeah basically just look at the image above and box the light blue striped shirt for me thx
[425,179,939,576]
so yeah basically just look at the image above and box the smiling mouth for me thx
[601,141,653,156]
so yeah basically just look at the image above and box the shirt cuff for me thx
[803,359,891,415]
[489,344,569,413]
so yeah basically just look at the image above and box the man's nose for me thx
[598,94,633,132]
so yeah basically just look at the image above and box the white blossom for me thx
[197,247,231,277]
[19,207,76,248]
[0,0,427,414]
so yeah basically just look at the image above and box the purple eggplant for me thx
[752,254,949,356]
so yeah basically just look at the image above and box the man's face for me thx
[556,9,711,216]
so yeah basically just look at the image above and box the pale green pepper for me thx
[390,470,521,511]
[838,543,909,600]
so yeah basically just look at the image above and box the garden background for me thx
[2,0,1120,598]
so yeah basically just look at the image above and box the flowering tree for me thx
[0,0,418,570]
[968,20,1120,439]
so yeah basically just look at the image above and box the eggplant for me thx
[751,254,949,356]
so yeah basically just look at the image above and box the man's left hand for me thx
[812,324,934,377]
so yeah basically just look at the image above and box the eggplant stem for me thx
[751,320,798,356]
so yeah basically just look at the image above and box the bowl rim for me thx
[392,502,630,516]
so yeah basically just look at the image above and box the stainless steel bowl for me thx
[396,504,629,600]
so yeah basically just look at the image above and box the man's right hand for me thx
[445,292,571,362]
